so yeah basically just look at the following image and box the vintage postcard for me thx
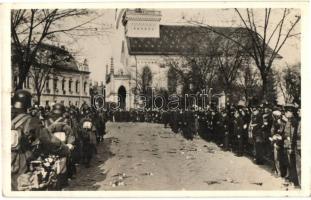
[0,1,310,197]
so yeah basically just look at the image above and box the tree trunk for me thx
[15,62,29,91]
[261,74,267,103]
[16,72,26,91]
[37,93,41,106]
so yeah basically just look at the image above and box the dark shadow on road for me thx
[65,136,116,190]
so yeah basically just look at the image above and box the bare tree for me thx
[11,9,108,91]
[28,45,73,104]
[237,60,262,105]
[214,34,246,97]
[276,63,301,105]
[188,8,301,102]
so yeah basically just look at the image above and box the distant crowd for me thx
[11,89,301,191]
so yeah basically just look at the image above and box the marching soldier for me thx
[11,90,70,190]
[44,103,76,187]
[79,108,97,167]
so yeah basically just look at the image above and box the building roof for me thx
[38,43,90,73]
[12,43,90,74]
[127,25,281,58]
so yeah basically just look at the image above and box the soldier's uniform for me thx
[79,110,97,167]
[11,90,70,191]
[44,103,75,187]
[250,107,265,164]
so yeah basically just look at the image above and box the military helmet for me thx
[12,89,32,110]
[52,103,65,114]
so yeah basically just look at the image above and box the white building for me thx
[12,44,91,107]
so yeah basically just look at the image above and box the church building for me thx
[105,8,282,110]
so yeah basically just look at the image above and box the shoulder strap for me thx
[23,117,33,134]
[47,117,65,129]
[11,114,31,130]
[11,114,27,126]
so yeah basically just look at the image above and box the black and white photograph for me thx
[1,2,309,197]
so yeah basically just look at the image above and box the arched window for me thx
[53,77,58,91]
[141,66,152,94]
[84,81,87,93]
[69,79,72,92]
[46,76,50,91]
[76,80,79,93]
[167,67,178,94]
[62,79,66,91]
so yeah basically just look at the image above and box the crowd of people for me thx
[108,102,301,187]
[11,90,107,191]
[11,89,301,191]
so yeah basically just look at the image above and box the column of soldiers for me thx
[11,90,107,191]
[107,102,301,187]
[162,103,301,187]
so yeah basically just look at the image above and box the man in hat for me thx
[221,109,231,151]
[233,107,245,156]
[283,104,299,185]
[271,108,285,176]
[262,103,273,158]
[250,106,264,164]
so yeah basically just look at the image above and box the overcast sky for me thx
[63,8,301,83]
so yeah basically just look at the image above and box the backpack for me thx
[11,114,32,151]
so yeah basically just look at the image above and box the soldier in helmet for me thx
[44,103,76,187]
[11,90,70,190]
[79,107,97,167]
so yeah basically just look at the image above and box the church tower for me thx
[122,8,162,38]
